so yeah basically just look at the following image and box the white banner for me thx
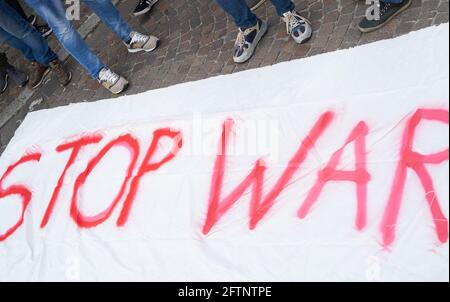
[0,24,449,282]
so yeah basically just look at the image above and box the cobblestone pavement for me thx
[0,0,449,154]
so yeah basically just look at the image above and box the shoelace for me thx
[130,32,148,46]
[236,26,255,48]
[379,2,392,16]
[285,12,305,35]
[99,69,118,84]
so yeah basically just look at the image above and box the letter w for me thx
[202,112,335,235]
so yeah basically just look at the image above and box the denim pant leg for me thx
[24,0,105,78]
[5,0,29,20]
[214,0,258,29]
[0,1,58,66]
[383,0,404,3]
[0,27,34,62]
[82,0,132,42]
[270,0,295,16]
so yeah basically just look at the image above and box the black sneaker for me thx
[233,19,268,64]
[133,0,159,16]
[358,0,412,33]
[27,15,37,26]
[0,68,8,94]
[35,24,53,39]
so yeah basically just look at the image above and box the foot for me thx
[233,19,268,64]
[282,11,312,44]
[133,0,159,16]
[5,65,29,87]
[0,68,8,94]
[126,31,159,53]
[97,67,129,95]
[49,60,72,87]
[35,24,53,39]
[29,61,50,89]
[358,0,412,33]
[27,15,37,26]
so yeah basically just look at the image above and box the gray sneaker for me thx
[126,31,159,53]
[0,68,8,94]
[282,11,312,44]
[98,67,129,95]
[233,19,268,64]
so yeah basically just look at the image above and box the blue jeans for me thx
[215,0,295,29]
[0,0,58,66]
[384,0,404,3]
[24,0,133,79]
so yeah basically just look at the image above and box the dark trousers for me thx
[5,0,28,20]
[214,0,295,29]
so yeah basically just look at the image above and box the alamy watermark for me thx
[66,0,80,21]
[365,0,381,21]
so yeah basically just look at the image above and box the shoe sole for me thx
[42,28,53,39]
[234,21,268,64]
[133,7,151,16]
[29,15,37,26]
[358,0,412,33]
[112,81,129,95]
[31,67,51,90]
[59,71,72,87]
[127,38,160,53]
[1,74,8,94]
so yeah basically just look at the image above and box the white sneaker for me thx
[98,67,129,95]
[282,11,312,44]
[126,31,159,53]
[233,19,268,64]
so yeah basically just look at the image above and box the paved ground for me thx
[0,0,449,155]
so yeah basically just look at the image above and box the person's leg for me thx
[215,0,259,29]
[6,0,53,39]
[5,0,29,20]
[269,0,295,16]
[83,0,159,54]
[0,1,58,66]
[24,0,105,79]
[0,26,35,62]
[214,0,266,64]
[82,0,132,42]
